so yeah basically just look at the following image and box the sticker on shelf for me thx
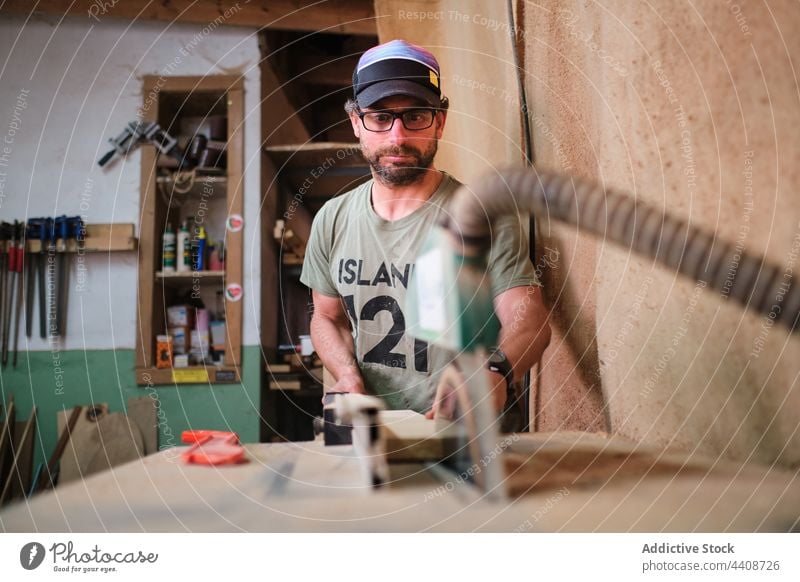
[172,369,210,383]
[225,283,243,302]
[226,214,244,233]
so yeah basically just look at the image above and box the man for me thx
[300,39,550,420]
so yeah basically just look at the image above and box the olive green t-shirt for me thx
[300,172,538,413]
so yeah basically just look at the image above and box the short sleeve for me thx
[487,213,540,297]
[300,205,339,297]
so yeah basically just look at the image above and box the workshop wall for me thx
[376,1,800,467]
[375,0,607,434]
[523,1,800,468]
[0,15,262,465]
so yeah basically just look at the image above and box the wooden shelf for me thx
[156,173,228,197]
[156,270,225,279]
[156,172,226,183]
[264,141,365,168]
[136,366,240,385]
[25,223,137,253]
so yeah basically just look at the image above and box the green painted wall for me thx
[0,346,262,474]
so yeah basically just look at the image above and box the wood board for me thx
[380,410,461,462]
[57,405,144,485]
[126,396,159,455]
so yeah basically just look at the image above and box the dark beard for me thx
[363,142,437,187]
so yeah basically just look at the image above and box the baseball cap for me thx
[353,39,443,109]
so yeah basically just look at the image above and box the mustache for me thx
[375,145,422,158]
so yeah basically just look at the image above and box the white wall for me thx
[0,15,261,350]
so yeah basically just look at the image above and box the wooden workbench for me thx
[1,432,798,532]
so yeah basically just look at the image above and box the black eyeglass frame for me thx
[357,107,441,132]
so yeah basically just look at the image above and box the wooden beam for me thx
[261,60,311,145]
[294,54,359,86]
[0,0,378,36]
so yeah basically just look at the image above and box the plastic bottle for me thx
[177,221,190,273]
[193,226,207,271]
[162,223,176,272]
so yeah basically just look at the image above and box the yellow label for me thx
[172,369,209,383]
[429,70,439,88]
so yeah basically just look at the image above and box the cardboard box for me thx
[190,330,210,357]
[210,321,226,352]
[169,326,191,355]
[155,335,173,369]
[167,305,194,327]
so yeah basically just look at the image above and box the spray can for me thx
[177,221,190,273]
[192,226,207,271]
[162,223,176,272]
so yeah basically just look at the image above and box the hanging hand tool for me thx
[53,215,68,338]
[12,221,25,367]
[2,222,21,367]
[54,216,83,340]
[35,218,52,339]
[44,218,58,338]
[98,121,185,169]
[24,221,35,338]
[0,223,9,360]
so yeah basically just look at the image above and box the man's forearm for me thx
[499,322,550,383]
[309,314,361,381]
[494,286,552,383]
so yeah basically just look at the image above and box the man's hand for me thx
[424,366,507,419]
[330,371,366,394]
[486,368,508,412]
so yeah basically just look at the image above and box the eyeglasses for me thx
[358,108,437,132]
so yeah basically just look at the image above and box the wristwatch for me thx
[487,348,514,390]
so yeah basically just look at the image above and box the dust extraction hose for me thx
[446,168,799,334]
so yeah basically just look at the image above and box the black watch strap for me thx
[487,348,514,389]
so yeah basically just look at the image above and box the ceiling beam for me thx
[0,0,378,36]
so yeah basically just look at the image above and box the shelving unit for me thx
[135,75,244,385]
[259,30,377,441]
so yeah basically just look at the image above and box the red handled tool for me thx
[181,430,246,465]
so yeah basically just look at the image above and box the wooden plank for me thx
[156,270,224,279]
[265,141,362,161]
[25,223,137,253]
[135,366,241,385]
[0,407,36,506]
[380,410,461,462]
[0,399,16,499]
[57,406,144,485]
[224,86,244,367]
[260,157,281,355]
[8,412,36,500]
[57,405,108,485]
[0,0,378,35]
[136,89,159,369]
[38,406,82,493]
[501,432,721,498]
[142,75,243,94]
[84,415,145,476]
[269,378,302,391]
[127,397,158,456]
